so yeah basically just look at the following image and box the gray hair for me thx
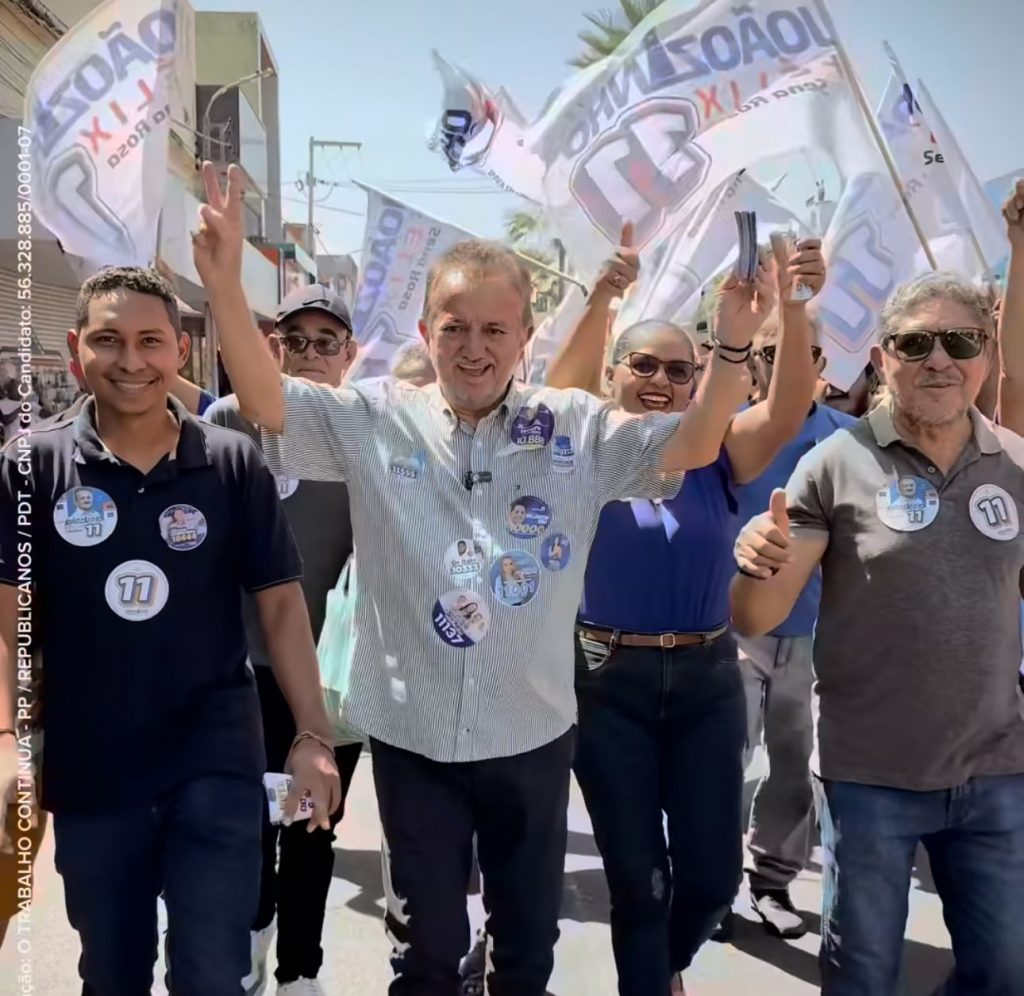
[879,272,992,342]
[390,339,435,382]
[611,319,696,365]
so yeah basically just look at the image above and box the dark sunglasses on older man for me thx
[882,327,989,362]
[754,344,823,365]
[623,352,695,385]
[281,333,348,357]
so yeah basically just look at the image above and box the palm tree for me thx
[504,209,543,247]
[571,0,666,68]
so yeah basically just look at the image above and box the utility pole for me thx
[307,137,362,257]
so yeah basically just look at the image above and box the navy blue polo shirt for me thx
[0,398,302,813]
[735,403,857,637]
[580,450,738,633]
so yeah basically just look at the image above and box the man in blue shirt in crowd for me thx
[733,317,856,938]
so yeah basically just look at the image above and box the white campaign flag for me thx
[24,0,178,268]
[616,170,806,333]
[915,79,1006,276]
[524,287,589,385]
[347,182,473,381]
[875,47,985,279]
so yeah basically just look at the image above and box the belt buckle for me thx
[659,632,677,650]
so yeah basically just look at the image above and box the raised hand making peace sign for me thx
[192,161,246,288]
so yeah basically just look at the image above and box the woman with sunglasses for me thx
[546,229,826,996]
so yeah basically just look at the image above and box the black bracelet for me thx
[716,349,750,365]
[710,335,753,353]
[737,567,766,580]
[0,728,16,738]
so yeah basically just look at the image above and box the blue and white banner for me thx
[24,0,178,269]
[347,182,473,382]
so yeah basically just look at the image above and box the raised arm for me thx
[999,180,1024,433]
[725,239,826,484]
[660,260,775,471]
[193,162,284,431]
[546,222,637,395]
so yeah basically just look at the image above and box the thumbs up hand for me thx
[734,487,793,578]
[594,221,639,301]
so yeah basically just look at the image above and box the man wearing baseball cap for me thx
[206,282,361,996]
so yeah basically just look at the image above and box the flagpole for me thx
[915,77,994,281]
[352,179,590,294]
[813,0,938,269]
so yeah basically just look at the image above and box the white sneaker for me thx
[277,980,326,995]
[241,920,277,996]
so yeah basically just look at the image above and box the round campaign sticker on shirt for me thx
[105,560,170,622]
[875,476,940,532]
[445,538,485,584]
[158,504,208,552]
[275,475,299,500]
[490,550,541,607]
[432,591,491,648]
[539,533,571,572]
[968,484,1020,541]
[510,404,554,449]
[507,496,551,539]
[52,486,118,547]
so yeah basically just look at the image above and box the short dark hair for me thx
[75,266,181,336]
[422,240,534,327]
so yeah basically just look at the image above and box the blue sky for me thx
[196,0,1024,258]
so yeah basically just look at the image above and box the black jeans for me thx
[253,665,363,983]
[54,774,263,996]
[574,632,746,995]
[371,728,574,996]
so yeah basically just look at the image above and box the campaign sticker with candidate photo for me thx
[875,476,940,532]
[53,487,118,547]
[552,435,576,473]
[276,476,299,500]
[540,533,571,572]
[510,404,554,449]
[969,484,1020,541]
[507,496,551,539]
[389,449,426,482]
[432,591,491,647]
[159,504,208,552]
[445,538,485,584]
[105,560,170,622]
[490,550,540,607]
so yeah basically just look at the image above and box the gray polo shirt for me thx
[260,376,682,763]
[205,395,353,666]
[786,398,1024,791]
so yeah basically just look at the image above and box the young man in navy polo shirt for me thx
[0,267,340,995]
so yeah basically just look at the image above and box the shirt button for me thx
[928,466,937,474]
[137,487,145,493]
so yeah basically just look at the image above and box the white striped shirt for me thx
[261,376,682,762]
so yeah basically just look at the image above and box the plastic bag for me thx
[317,555,365,745]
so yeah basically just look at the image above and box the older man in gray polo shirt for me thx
[731,272,1024,996]
[192,163,770,995]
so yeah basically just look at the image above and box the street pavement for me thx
[1,749,954,995]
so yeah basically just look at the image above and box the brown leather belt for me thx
[577,624,727,650]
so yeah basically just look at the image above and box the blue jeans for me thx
[815,774,1024,996]
[54,774,263,996]
[574,632,746,996]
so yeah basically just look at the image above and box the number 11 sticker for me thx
[105,560,170,621]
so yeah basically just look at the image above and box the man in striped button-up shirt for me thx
[193,165,771,995]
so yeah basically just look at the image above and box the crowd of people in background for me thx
[1,165,1023,996]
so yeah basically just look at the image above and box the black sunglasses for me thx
[281,333,348,357]
[754,344,823,364]
[622,351,695,385]
[882,327,989,362]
